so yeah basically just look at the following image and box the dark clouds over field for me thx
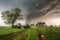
[0,0,60,25]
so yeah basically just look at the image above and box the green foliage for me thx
[1,8,21,25]
[37,27,60,40]
[46,27,60,40]
[13,29,28,40]
[26,28,40,40]
[0,27,24,35]
[0,27,60,40]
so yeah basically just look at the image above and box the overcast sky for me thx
[0,0,60,26]
[0,0,24,26]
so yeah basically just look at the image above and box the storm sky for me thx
[0,0,60,26]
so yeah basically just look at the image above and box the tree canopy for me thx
[1,8,22,27]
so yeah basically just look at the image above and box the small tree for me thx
[1,8,22,28]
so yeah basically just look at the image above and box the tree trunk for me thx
[12,23,15,28]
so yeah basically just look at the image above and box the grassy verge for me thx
[37,27,60,40]
[13,28,28,40]
[0,27,26,40]
[0,27,24,35]
[26,28,40,40]
[0,27,60,40]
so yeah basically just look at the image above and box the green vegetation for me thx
[0,27,60,40]
[0,27,24,35]
[1,8,22,28]
[13,29,28,40]
[26,28,40,40]
[37,27,60,40]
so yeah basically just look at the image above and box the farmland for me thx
[0,26,60,40]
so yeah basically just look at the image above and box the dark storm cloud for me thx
[0,0,28,18]
[0,0,60,23]
[0,0,23,9]
[23,0,60,21]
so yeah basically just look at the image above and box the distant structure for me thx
[36,22,45,27]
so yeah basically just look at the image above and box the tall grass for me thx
[0,26,60,40]
[0,27,24,35]
[26,28,40,40]
[37,27,60,40]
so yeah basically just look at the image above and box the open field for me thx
[0,26,60,40]
[0,27,24,35]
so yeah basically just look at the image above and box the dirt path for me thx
[0,28,28,40]
[36,28,47,40]
[0,28,48,40]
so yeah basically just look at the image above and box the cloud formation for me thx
[0,0,60,25]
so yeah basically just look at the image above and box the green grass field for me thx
[0,26,60,40]
[0,27,24,35]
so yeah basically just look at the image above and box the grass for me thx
[37,27,60,40]
[0,26,60,40]
[0,27,24,35]
[13,29,28,40]
[26,28,40,40]
[46,27,60,40]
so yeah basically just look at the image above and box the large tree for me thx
[1,8,22,28]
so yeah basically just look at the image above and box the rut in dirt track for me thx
[0,28,28,40]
